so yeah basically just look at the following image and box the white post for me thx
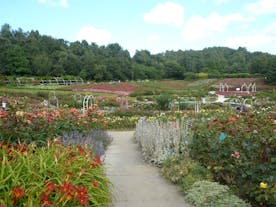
[2,101,7,110]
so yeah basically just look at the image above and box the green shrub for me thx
[36,91,49,99]
[185,181,251,207]
[110,109,154,117]
[190,111,276,206]
[161,156,212,190]
[155,94,172,110]
[161,156,189,184]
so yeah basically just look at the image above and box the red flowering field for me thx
[159,81,188,89]
[73,82,137,95]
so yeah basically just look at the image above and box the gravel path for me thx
[105,131,191,207]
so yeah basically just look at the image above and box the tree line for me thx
[0,24,275,84]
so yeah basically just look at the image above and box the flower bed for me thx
[0,103,106,145]
[74,82,137,95]
[0,100,112,206]
[0,140,111,206]
[191,111,276,206]
[105,116,140,130]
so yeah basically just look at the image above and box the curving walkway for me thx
[105,131,191,207]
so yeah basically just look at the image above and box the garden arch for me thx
[48,91,59,108]
[82,95,94,113]
[219,83,229,92]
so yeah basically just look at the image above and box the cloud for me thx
[245,0,276,15]
[37,0,68,7]
[224,22,276,53]
[76,26,111,45]
[182,13,254,42]
[143,2,184,27]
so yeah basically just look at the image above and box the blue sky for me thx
[1,0,276,55]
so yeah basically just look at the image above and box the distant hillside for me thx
[0,24,275,84]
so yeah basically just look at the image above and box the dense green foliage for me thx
[0,24,276,83]
[191,111,276,206]
[161,156,213,191]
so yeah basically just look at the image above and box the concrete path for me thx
[105,131,191,207]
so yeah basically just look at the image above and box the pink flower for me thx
[273,129,276,133]
[231,151,240,159]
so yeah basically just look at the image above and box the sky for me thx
[1,0,276,56]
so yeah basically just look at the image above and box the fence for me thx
[134,118,193,165]
[0,77,84,86]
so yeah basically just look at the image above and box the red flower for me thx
[77,146,86,155]
[58,181,76,202]
[58,181,75,194]
[0,109,8,118]
[45,181,55,193]
[66,172,72,180]
[0,204,6,207]
[94,155,101,165]
[41,192,53,207]
[12,187,25,201]
[91,155,102,168]
[69,151,76,158]
[79,196,89,206]
[76,186,89,206]
[92,180,99,188]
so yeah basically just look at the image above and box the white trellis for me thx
[219,83,229,92]
[48,91,59,108]
[116,96,128,109]
[194,100,200,115]
[82,95,94,113]
[241,83,257,93]
[40,77,84,85]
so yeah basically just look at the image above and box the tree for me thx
[265,57,276,84]
[32,54,52,76]
[5,45,30,75]
[164,61,184,79]
[0,37,11,74]
[1,23,276,81]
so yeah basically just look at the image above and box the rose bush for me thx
[190,111,276,206]
[0,102,106,145]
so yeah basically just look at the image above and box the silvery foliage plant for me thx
[134,117,193,165]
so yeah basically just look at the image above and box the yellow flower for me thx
[16,111,24,117]
[260,182,267,189]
